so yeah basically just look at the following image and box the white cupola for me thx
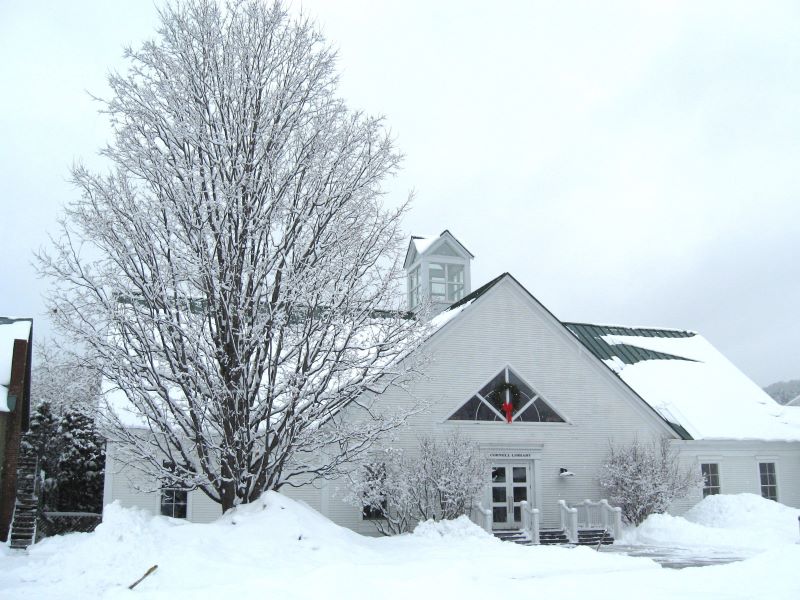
[403,230,473,314]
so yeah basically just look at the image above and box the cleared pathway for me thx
[601,544,755,569]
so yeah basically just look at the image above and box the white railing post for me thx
[558,500,579,543]
[599,499,622,540]
[611,506,622,540]
[520,500,530,533]
[519,501,540,544]
[569,507,578,543]
[477,503,493,533]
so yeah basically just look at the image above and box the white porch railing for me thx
[573,499,622,540]
[476,503,493,533]
[558,500,578,543]
[519,500,540,544]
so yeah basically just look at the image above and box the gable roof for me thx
[431,275,800,442]
[403,230,474,268]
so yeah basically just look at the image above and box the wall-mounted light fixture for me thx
[559,467,575,477]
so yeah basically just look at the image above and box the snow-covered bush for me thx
[598,437,702,525]
[347,433,487,535]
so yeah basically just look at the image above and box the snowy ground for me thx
[1,493,798,599]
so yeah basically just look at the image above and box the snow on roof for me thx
[411,235,438,255]
[0,318,32,412]
[428,299,474,330]
[599,332,800,441]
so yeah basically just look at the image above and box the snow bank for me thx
[2,493,799,599]
[622,494,800,550]
[411,515,491,540]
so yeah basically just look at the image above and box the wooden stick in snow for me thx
[128,565,158,590]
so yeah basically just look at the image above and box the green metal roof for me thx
[563,322,696,439]
[563,322,696,366]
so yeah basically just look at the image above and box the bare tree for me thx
[38,0,426,512]
[598,437,703,525]
[347,433,488,535]
[31,341,99,416]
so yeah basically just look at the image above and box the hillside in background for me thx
[764,380,800,405]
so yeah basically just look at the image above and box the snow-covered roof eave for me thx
[0,317,33,413]
[599,333,800,443]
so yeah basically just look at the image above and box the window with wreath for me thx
[449,367,564,423]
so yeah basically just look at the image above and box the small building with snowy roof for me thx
[102,232,800,541]
[0,317,33,543]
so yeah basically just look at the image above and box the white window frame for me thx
[160,488,189,519]
[407,266,421,309]
[700,463,721,497]
[428,262,465,303]
[757,461,778,501]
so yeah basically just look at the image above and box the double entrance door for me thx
[490,463,531,530]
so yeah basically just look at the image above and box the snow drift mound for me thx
[11,492,375,599]
[683,493,799,531]
[622,494,800,550]
[412,515,493,540]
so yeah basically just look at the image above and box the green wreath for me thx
[494,382,521,410]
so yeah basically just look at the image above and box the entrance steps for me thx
[493,530,533,545]
[577,528,614,546]
[494,528,614,546]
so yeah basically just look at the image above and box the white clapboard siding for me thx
[292,276,682,531]
[671,440,800,513]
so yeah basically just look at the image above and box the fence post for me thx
[477,503,492,533]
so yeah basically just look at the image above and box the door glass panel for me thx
[492,487,507,503]
[493,507,507,523]
[492,467,506,483]
[513,507,521,522]
[513,486,527,502]
[512,467,526,483]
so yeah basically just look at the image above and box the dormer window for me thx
[429,263,465,303]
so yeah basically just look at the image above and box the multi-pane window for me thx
[759,462,777,501]
[449,367,564,423]
[160,489,188,518]
[428,263,465,303]
[408,266,421,310]
[701,463,720,497]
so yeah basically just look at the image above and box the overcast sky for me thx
[1,1,798,386]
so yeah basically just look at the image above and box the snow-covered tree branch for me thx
[37,0,427,511]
